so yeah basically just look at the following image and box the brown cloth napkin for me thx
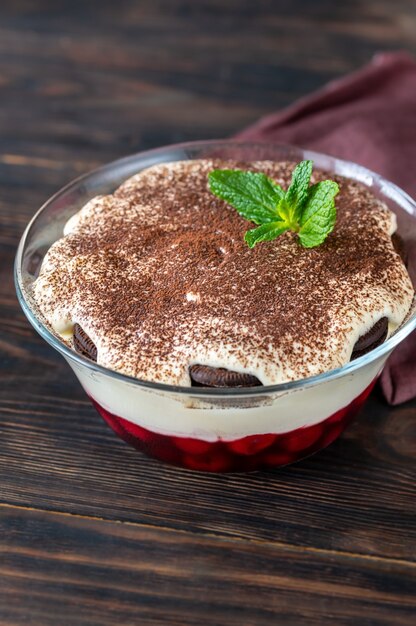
[236,52,416,405]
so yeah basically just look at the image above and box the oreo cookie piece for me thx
[73,323,98,361]
[189,364,262,388]
[351,316,388,360]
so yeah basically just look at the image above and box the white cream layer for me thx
[68,351,386,441]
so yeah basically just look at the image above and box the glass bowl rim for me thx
[14,139,416,397]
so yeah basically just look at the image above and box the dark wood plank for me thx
[1,504,415,626]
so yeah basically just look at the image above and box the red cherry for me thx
[319,421,346,449]
[172,437,212,455]
[263,450,296,467]
[227,434,277,456]
[119,417,152,442]
[281,422,323,453]
[97,408,126,439]
[182,452,231,472]
[151,445,183,467]
[327,406,348,425]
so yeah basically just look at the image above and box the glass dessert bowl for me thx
[15,141,416,472]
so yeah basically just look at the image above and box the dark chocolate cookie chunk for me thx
[189,364,262,388]
[73,323,98,361]
[351,317,388,360]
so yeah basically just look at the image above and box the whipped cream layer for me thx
[32,159,415,386]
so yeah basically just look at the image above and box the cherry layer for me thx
[90,378,376,472]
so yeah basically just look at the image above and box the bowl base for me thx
[91,379,376,472]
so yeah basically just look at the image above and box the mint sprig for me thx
[208,160,339,248]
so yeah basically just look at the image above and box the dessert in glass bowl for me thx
[15,142,416,472]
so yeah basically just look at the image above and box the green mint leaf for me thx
[298,180,339,248]
[244,222,289,248]
[285,159,313,224]
[208,160,339,249]
[208,170,285,225]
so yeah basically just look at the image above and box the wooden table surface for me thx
[1,1,416,624]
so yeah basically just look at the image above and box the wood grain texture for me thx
[1,504,416,626]
[1,1,416,624]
